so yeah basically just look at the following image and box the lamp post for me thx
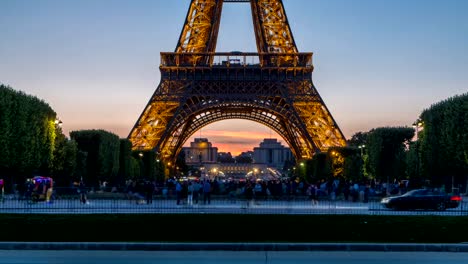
[412,119,423,182]
[138,152,144,178]
[358,144,366,178]
[358,145,365,156]
[54,118,63,127]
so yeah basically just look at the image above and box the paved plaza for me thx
[0,196,466,215]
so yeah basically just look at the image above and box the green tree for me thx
[420,93,468,192]
[347,132,368,147]
[305,152,331,184]
[0,85,59,186]
[366,127,414,187]
[175,151,188,177]
[118,139,133,185]
[70,130,120,187]
[52,129,78,187]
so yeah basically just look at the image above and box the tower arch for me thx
[129,0,347,167]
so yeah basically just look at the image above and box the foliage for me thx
[74,150,88,181]
[129,150,165,182]
[70,130,120,187]
[419,93,468,191]
[117,139,133,184]
[366,127,414,184]
[130,156,141,179]
[343,150,364,182]
[218,152,235,163]
[329,147,363,181]
[405,141,425,188]
[0,84,59,185]
[51,130,78,186]
[234,154,253,164]
[175,150,188,177]
[304,152,331,183]
[282,159,296,177]
[347,131,368,147]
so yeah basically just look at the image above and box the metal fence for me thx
[0,189,467,216]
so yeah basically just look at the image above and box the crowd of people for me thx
[118,177,405,205]
[0,175,411,206]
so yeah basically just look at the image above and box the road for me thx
[0,251,467,264]
[0,197,467,215]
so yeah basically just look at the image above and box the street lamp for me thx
[54,118,63,127]
[358,144,365,156]
[412,119,424,180]
[358,145,366,178]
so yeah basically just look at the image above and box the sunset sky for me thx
[1,0,467,156]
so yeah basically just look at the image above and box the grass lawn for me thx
[2,214,467,243]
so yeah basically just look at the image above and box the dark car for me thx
[381,189,462,211]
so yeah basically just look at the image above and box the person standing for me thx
[187,181,194,205]
[175,181,182,205]
[203,180,211,205]
[244,181,254,207]
[45,177,53,204]
[192,180,201,204]
[0,179,4,203]
[144,180,154,205]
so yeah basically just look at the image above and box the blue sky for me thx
[1,0,467,155]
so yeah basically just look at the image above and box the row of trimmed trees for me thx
[1,84,466,191]
[298,93,467,193]
[0,85,59,185]
[0,85,165,190]
[419,94,467,191]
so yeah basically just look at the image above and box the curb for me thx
[0,242,468,252]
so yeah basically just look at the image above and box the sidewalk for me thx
[0,242,468,252]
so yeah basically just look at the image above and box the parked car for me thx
[381,189,462,211]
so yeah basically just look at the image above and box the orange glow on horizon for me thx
[185,129,286,156]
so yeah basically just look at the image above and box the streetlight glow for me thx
[413,119,424,179]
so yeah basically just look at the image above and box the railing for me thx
[160,52,313,68]
[0,188,466,215]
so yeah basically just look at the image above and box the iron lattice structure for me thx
[129,0,346,164]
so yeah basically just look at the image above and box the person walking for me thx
[307,184,318,205]
[79,179,88,204]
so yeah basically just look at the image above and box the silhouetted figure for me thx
[79,180,88,204]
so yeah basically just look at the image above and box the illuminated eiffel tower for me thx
[129,0,346,165]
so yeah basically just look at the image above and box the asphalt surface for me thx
[1,242,468,252]
[0,198,467,215]
[0,250,468,264]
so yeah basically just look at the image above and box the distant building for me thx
[182,138,218,164]
[182,138,289,180]
[253,139,293,169]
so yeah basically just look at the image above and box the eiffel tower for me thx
[129,0,346,165]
